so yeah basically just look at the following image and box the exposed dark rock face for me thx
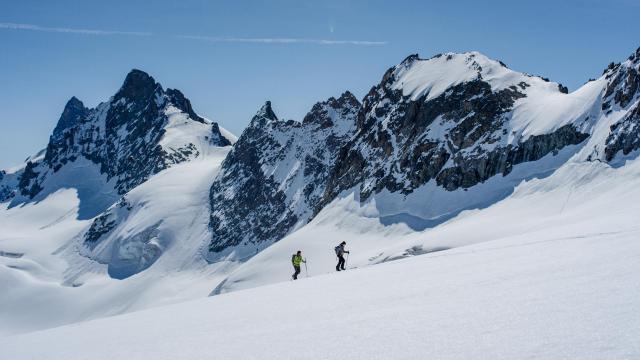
[209,102,298,254]
[603,48,640,160]
[0,171,13,201]
[84,198,132,245]
[605,102,640,161]
[435,125,588,190]
[51,97,89,141]
[321,54,588,206]
[558,84,569,94]
[602,47,640,111]
[207,52,594,257]
[17,162,42,199]
[17,69,232,199]
[208,93,360,256]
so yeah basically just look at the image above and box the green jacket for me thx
[292,254,305,266]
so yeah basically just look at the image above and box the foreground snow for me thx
[2,216,639,359]
[2,49,639,348]
[3,156,640,358]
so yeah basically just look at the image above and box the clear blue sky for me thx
[1,0,639,168]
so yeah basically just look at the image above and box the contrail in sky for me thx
[0,22,388,46]
[0,22,152,36]
[176,35,388,46]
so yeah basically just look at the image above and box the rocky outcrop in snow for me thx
[322,53,590,203]
[0,170,13,201]
[208,50,640,257]
[0,68,235,278]
[208,93,360,257]
[16,69,232,201]
[603,48,640,161]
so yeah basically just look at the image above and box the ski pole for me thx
[304,261,308,277]
[345,253,349,269]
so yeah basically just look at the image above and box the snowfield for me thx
[2,201,639,359]
[2,48,640,359]
[0,147,235,335]
[214,151,640,296]
[2,152,640,359]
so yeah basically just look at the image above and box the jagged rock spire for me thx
[249,101,278,127]
[115,69,161,101]
[52,96,88,139]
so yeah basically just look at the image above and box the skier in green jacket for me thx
[291,250,306,280]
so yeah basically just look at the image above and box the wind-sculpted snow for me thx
[208,93,360,259]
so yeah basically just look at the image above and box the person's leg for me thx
[337,255,345,271]
[293,265,300,280]
[336,256,341,271]
[340,255,346,270]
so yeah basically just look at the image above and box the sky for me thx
[1,0,639,168]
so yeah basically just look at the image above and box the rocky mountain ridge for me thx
[206,48,640,258]
[15,69,232,202]
[2,47,639,271]
[208,92,360,258]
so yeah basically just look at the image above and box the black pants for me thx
[292,265,301,280]
[336,255,346,271]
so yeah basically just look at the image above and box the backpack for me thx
[334,245,341,256]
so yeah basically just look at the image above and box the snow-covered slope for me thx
[214,145,640,295]
[207,47,640,294]
[2,47,640,340]
[3,153,640,358]
[0,70,237,335]
[0,148,234,335]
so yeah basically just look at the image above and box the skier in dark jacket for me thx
[291,250,305,280]
[335,241,350,271]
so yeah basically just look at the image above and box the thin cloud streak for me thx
[176,35,388,46]
[0,22,387,46]
[0,22,152,36]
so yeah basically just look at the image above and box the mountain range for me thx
[1,46,639,335]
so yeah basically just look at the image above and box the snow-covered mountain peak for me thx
[164,88,207,124]
[114,68,163,103]
[302,91,360,130]
[4,46,640,341]
[5,69,233,209]
[208,94,362,258]
[52,96,89,140]
[249,101,279,128]
[388,51,567,102]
